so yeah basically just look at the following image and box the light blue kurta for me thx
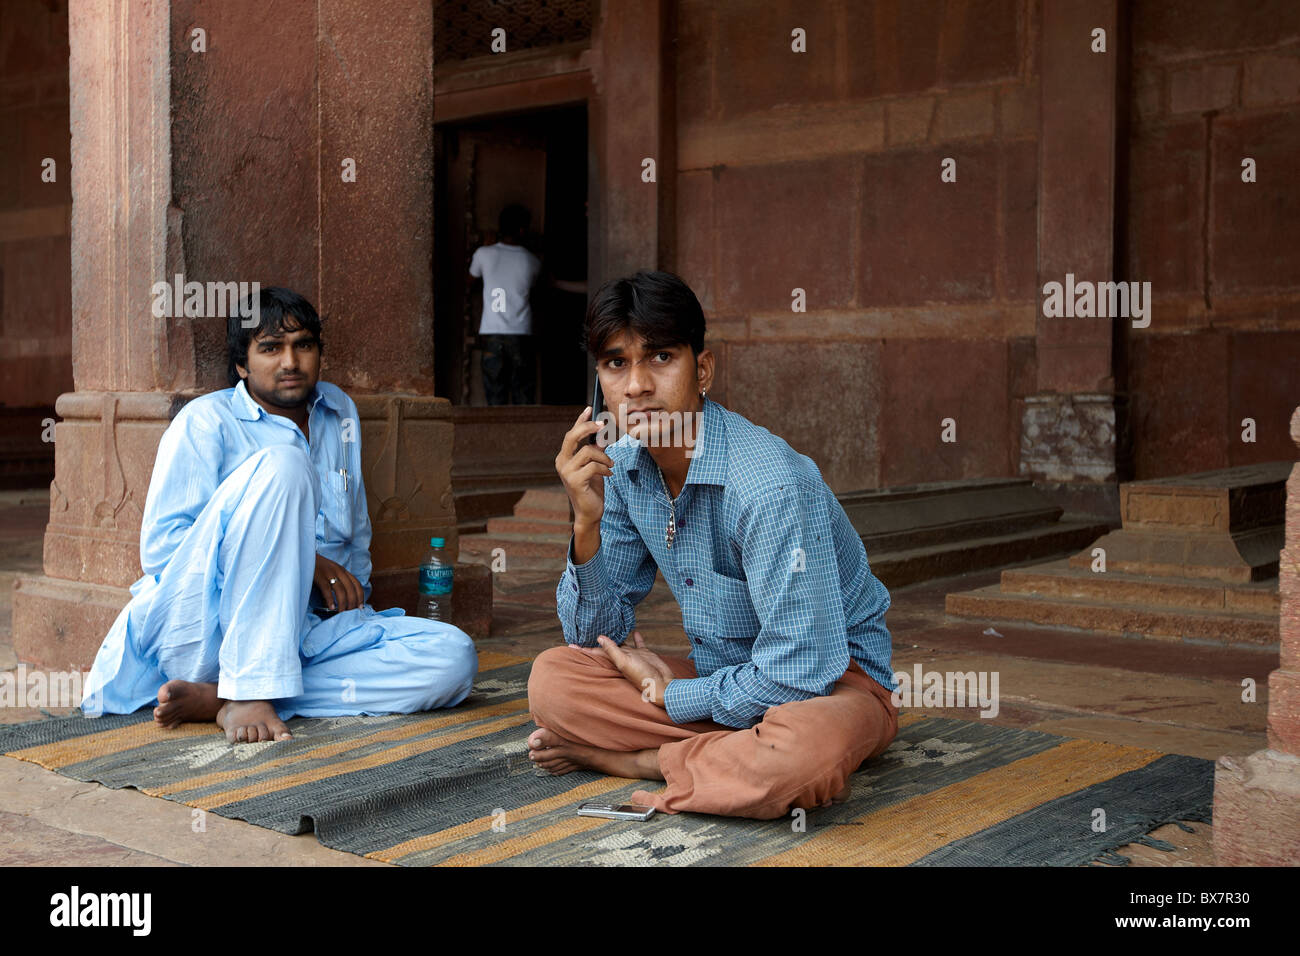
[81,380,476,721]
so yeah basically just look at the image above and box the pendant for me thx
[665,518,676,549]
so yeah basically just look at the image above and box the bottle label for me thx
[419,565,453,595]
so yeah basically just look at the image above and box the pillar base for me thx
[12,563,494,673]
[1212,748,1300,865]
[1267,668,1300,753]
[1020,392,1129,524]
[369,563,492,640]
[12,574,128,672]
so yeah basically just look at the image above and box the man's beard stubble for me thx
[248,375,313,410]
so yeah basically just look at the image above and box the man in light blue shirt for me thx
[81,287,476,743]
[527,271,899,819]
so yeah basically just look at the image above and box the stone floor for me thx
[0,489,1267,866]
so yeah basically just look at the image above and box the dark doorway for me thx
[0,0,73,488]
[434,104,588,405]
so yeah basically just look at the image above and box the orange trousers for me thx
[526,644,899,819]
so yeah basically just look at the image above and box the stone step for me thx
[841,478,1069,552]
[462,481,1112,587]
[513,506,572,522]
[1034,462,1293,587]
[464,552,567,572]
[462,517,1108,584]
[999,559,1280,615]
[486,515,573,535]
[457,518,490,536]
[862,507,1065,553]
[945,585,1278,647]
[513,487,571,521]
[454,484,567,535]
[869,519,1110,589]
[460,529,571,561]
[454,487,529,526]
[1068,526,1284,583]
[459,544,567,572]
[1120,461,1291,534]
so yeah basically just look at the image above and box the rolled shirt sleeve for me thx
[663,482,851,727]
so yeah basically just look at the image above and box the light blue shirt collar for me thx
[623,397,727,488]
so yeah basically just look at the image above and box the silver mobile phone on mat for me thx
[577,802,655,821]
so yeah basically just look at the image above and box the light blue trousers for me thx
[81,445,477,721]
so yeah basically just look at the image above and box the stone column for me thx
[1020,0,1127,522]
[590,0,675,283]
[1212,406,1300,865]
[13,0,486,671]
[12,0,189,670]
[313,0,472,621]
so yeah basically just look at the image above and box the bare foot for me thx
[216,700,292,744]
[526,727,662,780]
[154,680,221,729]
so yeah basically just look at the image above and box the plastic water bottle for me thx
[418,537,454,621]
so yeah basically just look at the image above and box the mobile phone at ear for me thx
[589,374,604,445]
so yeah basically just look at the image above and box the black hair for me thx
[583,270,707,357]
[226,286,323,386]
[498,203,530,239]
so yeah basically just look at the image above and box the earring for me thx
[700,388,708,399]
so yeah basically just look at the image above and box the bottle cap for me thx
[430,537,445,548]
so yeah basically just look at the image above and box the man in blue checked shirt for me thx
[80,287,476,743]
[527,270,899,819]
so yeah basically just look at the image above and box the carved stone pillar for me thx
[14,392,190,669]
[1020,0,1127,522]
[12,1,189,671]
[13,0,487,671]
[1212,407,1300,865]
[355,394,459,613]
[590,0,675,282]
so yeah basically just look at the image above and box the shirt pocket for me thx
[324,469,354,542]
[702,568,760,666]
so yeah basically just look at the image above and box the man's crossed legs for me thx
[525,644,899,819]
[83,443,477,742]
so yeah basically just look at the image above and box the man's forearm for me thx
[665,660,831,728]
[558,546,633,648]
[572,519,600,565]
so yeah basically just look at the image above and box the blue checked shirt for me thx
[556,398,895,728]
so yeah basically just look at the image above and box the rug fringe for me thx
[1084,811,1211,867]
[1094,849,1132,866]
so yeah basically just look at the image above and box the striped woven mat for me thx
[0,651,1211,866]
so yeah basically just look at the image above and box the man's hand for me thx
[314,554,363,612]
[593,631,675,708]
[556,405,613,563]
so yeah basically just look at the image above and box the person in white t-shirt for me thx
[469,205,543,404]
